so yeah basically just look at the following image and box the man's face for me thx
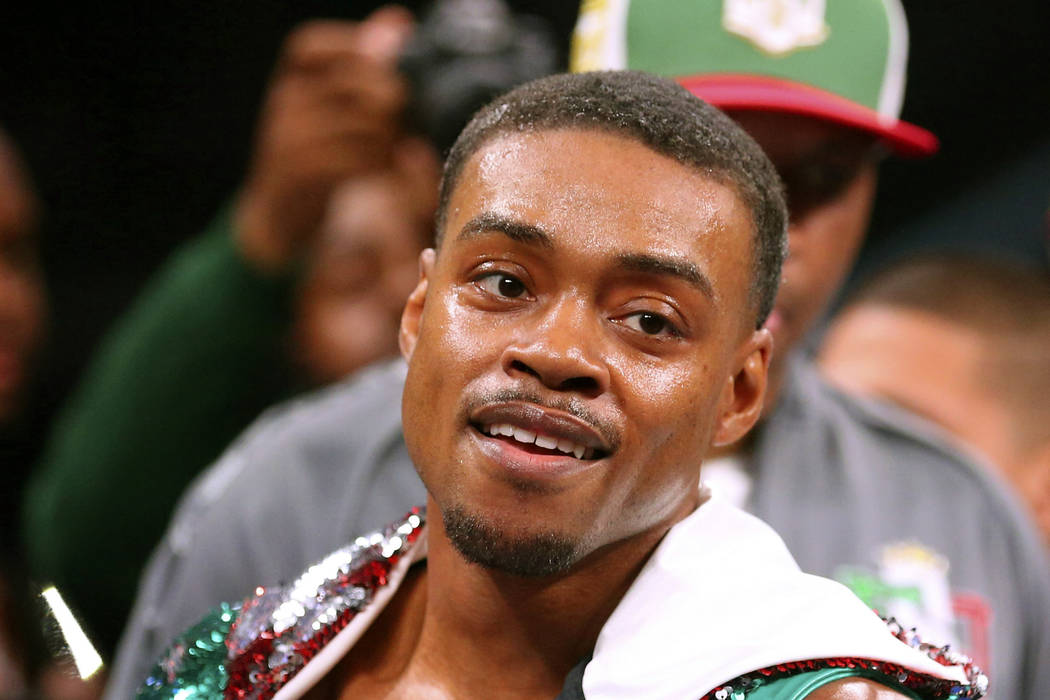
[729,111,879,380]
[0,143,44,422]
[821,303,1014,457]
[293,169,434,386]
[819,303,1050,544]
[399,128,770,576]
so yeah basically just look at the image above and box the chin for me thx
[441,503,584,578]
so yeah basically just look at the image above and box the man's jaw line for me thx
[419,495,657,695]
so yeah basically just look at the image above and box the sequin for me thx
[141,509,985,700]
[223,507,424,700]
[136,602,239,699]
[701,616,988,699]
[135,508,426,700]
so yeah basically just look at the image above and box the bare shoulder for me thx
[805,677,913,699]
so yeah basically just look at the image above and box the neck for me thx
[409,494,692,698]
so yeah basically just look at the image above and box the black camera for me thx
[398,0,561,155]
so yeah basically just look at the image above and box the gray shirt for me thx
[105,358,1050,699]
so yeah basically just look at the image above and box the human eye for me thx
[474,271,530,299]
[619,311,681,338]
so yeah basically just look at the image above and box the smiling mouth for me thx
[473,423,605,461]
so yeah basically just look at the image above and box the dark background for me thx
[0,0,1048,454]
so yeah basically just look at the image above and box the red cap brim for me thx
[678,74,939,158]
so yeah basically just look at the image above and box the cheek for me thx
[613,356,722,465]
[401,290,479,476]
[403,287,495,421]
[614,372,716,530]
[422,286,535,375]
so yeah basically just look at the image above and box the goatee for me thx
[442,504,580,578]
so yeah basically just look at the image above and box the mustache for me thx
[464,386,622,452]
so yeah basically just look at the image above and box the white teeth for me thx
[512,427,537,444]
[535,435,558,449]
[484,423,596,460]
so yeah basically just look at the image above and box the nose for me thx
[500,294,610,398]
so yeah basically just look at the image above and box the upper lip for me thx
[470,401,614,455]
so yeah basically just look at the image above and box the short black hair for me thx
[435,70,787,328]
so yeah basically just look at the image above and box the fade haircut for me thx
[845,254,1050,451]
[435,70,787,329]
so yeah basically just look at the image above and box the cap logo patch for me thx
[723,0,830,56]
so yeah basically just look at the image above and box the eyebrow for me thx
[456,212,715,299]
[456,213,554,249]
[615,252,715,300]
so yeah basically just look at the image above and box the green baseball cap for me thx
[570,0,938,156]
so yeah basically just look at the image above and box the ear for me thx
[399,248,436,360]
[713,327,773,447]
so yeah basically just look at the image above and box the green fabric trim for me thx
[747,667,924,699]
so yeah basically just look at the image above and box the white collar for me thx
[276,497,967,699]
[583,495,967,699]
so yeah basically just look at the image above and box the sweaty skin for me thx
[314,128,773,699]
[404,129,769,573]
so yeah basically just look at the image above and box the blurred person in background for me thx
[102,1,1050,698]
[290,157,437,387]
[23,0,556,670]
[135,69,987,700]
[0,125,103,700]
[0,123,43,700]
[0,129,44,431]
[569,3,1050,695]
[819,254,1050,546]
[23,6,434,661]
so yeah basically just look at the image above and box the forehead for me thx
[444,128,752,266]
